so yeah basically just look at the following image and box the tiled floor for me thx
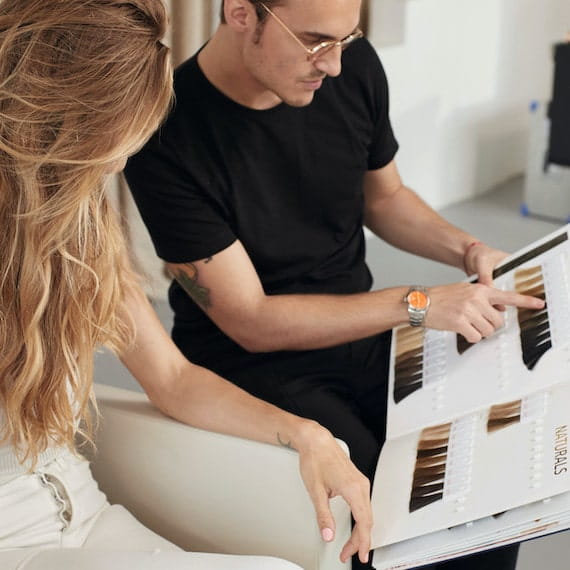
[95,174,570,569]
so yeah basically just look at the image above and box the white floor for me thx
[95,174,570,568]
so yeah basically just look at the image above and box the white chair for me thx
[90,383,352,570]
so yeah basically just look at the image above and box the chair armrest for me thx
[90,383,351,570]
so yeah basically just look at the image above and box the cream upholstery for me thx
[90,384,352,570]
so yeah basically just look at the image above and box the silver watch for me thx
[404,286,430,327]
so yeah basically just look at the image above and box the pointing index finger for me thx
[494,290,545,310]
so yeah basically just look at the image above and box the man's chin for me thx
[281,91,316,108]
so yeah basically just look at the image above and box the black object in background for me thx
[547,42,570,167]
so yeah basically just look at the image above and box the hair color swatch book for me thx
[371,225,570,569]
[387,225,570,440]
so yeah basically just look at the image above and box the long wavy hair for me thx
[0,0,173,466]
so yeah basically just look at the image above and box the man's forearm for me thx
[211,271,542,353]
[365,184,478,270]
[221,286,410,353]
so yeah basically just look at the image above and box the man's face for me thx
[242,0,362,107]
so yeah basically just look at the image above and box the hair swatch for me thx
[492,232,568,279]
[487,399,522,433]
[515,266,551,370]
[455,231,567,356]
[409,423,451,512]
[394,326,425,403]
[456,333,473,355]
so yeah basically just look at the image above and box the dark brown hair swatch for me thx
[409,423,451,512]
[514,266,551,370]
[394,326,425,403]
[455,231,567,355]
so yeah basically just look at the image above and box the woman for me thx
[0,0,372,568]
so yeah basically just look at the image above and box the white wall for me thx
[370,0,570,209]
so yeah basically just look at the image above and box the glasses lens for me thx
[309,30,363,60]
[312,42,338,59]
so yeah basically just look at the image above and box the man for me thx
[125,1,544,568]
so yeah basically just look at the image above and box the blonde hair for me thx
[0,0,173,466]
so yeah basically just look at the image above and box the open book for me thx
[371,225,570,569]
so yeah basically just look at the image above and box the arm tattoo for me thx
[277,432,293,450]
[171,263,211,311]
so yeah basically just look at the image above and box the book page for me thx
[386,226,570,440]
[372,381,570,549]
[373,491,570,569]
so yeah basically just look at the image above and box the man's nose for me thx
[313,46,343,77]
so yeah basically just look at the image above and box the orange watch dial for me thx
[408,290,429,310]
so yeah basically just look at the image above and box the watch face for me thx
[408,290,429,310]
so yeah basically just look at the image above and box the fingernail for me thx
[321,527,334,541]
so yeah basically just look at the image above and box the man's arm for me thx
[118,285,372,564]
[166,233,543,350]
[167,245,410,351]
[363,160,507,284]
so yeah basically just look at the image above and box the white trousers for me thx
[0,450,301,570]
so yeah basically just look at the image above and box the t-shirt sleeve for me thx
[347,39,399,170]
[367,63,399,170]
[124,125,236,264]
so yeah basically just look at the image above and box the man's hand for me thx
[425,282,545,344]
[463,242,509,285]
[295,422,372,564]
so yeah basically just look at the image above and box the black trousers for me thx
[208,332,519,570]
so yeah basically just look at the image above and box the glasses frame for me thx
[259,2,364,62]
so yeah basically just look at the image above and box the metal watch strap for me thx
[405,286,430,327]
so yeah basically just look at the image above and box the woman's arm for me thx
[118,285,372,564]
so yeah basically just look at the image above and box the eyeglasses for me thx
[259,2,364,62]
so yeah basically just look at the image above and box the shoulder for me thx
[340,38,389,89]
[344,37,382,64]
[327,38,391,119]
[173,54,202,96]
[138,55,209,152]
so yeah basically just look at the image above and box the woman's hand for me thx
[294,421,372,564]
[120,287,374,563]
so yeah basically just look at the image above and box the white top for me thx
[0,407,65,484]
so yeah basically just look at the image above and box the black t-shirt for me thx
[125,38,398,369]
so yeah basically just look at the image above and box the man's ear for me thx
[223,0,256,31]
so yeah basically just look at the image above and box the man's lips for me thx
[301,76,326,89]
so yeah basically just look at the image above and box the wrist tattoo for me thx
[171,263,211,310]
